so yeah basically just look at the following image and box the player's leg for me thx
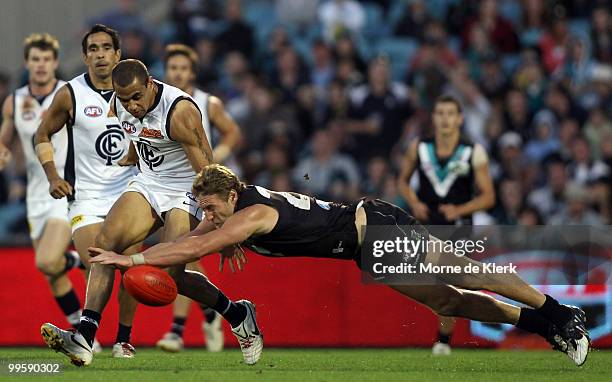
[190,261,224,352]
[163,208,261,364]
[33,218,81,329]
[432,316,455,355]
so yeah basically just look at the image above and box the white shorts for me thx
[68,195,121,234]
[124,174,202,221]
[27,198,69,240]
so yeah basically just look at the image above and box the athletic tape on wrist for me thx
[131,253,146,265]
[35,142,54,164]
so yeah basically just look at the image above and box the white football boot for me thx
[203,312,224,352]
[432,342,451,356]
[41,323,93,366]
[112,342,136,358]
[156,332,184,352]
[560,306,590,366]
[231,300,263,365]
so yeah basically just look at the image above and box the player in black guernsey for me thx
[90,164,590,367]
[399,95,495,355]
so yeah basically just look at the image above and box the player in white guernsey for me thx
[36,25,140,361]
[39,59,262,367]
[0,33,86,340]
[156,43,242,353]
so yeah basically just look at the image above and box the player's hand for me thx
[439,204,461,221]
[48,177,73,199]
[118,154,137,166]
[412,201,429,221]
[0,146,12,170]
[219,245,248,273]
[88,247,132,268]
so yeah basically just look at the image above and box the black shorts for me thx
[355,199,430,271]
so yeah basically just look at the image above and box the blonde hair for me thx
[192,164,245,199]
[165,43,199,73]
[23,33,60,60]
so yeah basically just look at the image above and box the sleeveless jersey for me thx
[115,80,201,185]
[66,73,135,201]
[13,80,67,202]
[415,136,475,225]
[191,88,212,146]
[235,185,359,259]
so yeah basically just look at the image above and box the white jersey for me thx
[115,80,201,187]
[191,88,212,146]
[14,80,67,202]
[66,73,135,201]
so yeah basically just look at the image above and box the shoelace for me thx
[239,337,254,349]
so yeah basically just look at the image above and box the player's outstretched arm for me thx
[208,95,242,163]
[0,94,15,170]
[89,204,277,267]
[170,99,213,172]
[398,139,429,221]
[34,85,73,198]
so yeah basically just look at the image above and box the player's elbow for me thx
[483,191,496,210]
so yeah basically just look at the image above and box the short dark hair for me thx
[81,24,120,54]
[112,59,149,88]
[23,33,60,60]
[164,43,199,73]
[434,94,463,113]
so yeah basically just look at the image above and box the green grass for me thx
[0,347,610,382]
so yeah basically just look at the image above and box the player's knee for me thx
[428,290,464,316]
[94,230,120,252]
[35,257,63,276]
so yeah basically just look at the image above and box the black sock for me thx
[170,317,187,337]
[200,304,217,323]
[437,332,451,344]
[79,309,101,347]
[211,292,246,328]
[536,295,573,328]
[63,251,83,272]
[516,307,555,338]
[115,323,132,344]
[55,290,81,329]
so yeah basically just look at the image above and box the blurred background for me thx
[0,0,611,348]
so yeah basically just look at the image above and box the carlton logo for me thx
[122,121,137,134]
[84,105,103,117]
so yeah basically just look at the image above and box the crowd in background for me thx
[0,0,611,243]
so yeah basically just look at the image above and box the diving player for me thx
[91,163,591,368]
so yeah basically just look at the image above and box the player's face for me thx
[432,102,463,134]
[165,55,195,92]
[115,77,154,119]
[84,32,120,80]
[198,192,236,227]
[25,48,58,87]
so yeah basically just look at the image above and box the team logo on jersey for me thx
[121,121,137,134]
[84,105,103,117]
[139,127,163,139]
[22,110,36,121]
[136,138,164,170]
[95,124,126,165]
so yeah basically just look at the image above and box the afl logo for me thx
[22,111,36,121]
[122,121,137,134]
[95,124,125,165]
[84,105,103,117]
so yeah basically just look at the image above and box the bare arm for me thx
[207,95,242,163]
[454,144,496,216]
[398,139,429,221]
[170,99,213,172]
[0,95,15,169]
[34,85,72,181]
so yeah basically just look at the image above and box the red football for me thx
[123,265,178,306]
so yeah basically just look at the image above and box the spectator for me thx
[558,117,580,160]
[218,51,249,100]
[270,47,309,105]
[549,183,604,225]
[318,0,365,43]
[293,129,360,200]
[194,36,220,91]
[539,17,571,75]
[462,0,520,54]
[275,0,319,30]
[584,107,612,160]
[170,0,223,46]
[332,33,367,74]
[493,179,524,224]
[513,48,548,112]
[216,0,255,58]
[524,110,561,162]
[310,39,335,100]
[520,0,549,47]
[496,131,525,181]
[591,6,611,64]
[478,55,509,102]
[254,143,291,188]
[393,0,431,41]
[568,135,610,185]
[347,56,413,163]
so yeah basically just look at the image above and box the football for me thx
[123,265,177,306]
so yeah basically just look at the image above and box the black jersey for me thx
[415,137,475,225]
[235,185,360,260]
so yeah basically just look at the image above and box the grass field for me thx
[0,347,610,382]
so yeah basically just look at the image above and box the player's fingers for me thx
[219,256,224,272]
[229,259,236,273]
[236,257,243,271]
